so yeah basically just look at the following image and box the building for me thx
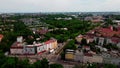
[36,43,46,54]
[83,54,103,63]
[10,37,58,55]
[10,42,24,55]
[74,50,84,62]
[65,49,75,60]
[113,20,120,25]
[23,45,36,55]
[75,34,83,43]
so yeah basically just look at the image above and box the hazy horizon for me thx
[0,0,120,13]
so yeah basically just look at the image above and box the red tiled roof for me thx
[45,39,55,44]
[111,37,120,44]
[96,26,120,37]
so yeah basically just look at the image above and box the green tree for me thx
[81,38,87,45]
[50,63,64,68]
[41,58,49,68]
[33,60,42,68]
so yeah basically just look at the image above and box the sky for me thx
[0,0,120,13]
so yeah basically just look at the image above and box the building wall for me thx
[23,47,36,54]
[98,37,104,46]
[74,54,83,62]
[51,40,57,49]
[92,56,103,63]
[65,53,74,60]
[76,37,83,43]
[10,48,23,54]
[117,43,120,48]
[83,56,93,63]
[103,58,120,65]
[37,45,46,54]
[83,56,103,63]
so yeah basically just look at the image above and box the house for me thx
[75,34,83,43]
[74,51,84,62]
[83,54,103,63]
[10,42,24,55]
[65,49,75,60]
[83,53,93,63]
[44,39,58,50]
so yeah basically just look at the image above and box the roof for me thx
[11,42,37,48]
[96,26,120,37]
[11,42,23,48]
[111,37,120,44]
[84,53,93,57]
[45,39,56,44]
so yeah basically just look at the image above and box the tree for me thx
[1,57,16,68]
[64,40,76,50]
[41,58,49,68]
[81,38,87,45]
[33,60,42,68]
[104,64,117,68]
[0,51,6,66]
[50,63,64,68]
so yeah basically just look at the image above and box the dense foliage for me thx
[0,51,63,68]
[41,16,99,42]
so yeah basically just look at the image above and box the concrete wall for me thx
[10,48,23,54]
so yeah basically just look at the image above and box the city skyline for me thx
[0,0,120,13]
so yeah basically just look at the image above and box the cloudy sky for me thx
[0,0,120,13]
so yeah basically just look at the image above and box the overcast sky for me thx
[0,0,120,13]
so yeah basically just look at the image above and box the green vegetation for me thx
[64,40,77,50]
[50,63,64,68]
[0,51,63,68]
[81,38,87,45]
[0,21,34,52]
[103,43,119,50]
[41,15,99,43]
[61,40,76,60]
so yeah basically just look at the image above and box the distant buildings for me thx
[84,16,104,23]
[55,17,72,20]
[76,26,120,46]
[21,18,39,26]
[65,49,120,65]
[74,25,120,65]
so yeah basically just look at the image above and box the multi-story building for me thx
[10,37,58,55]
